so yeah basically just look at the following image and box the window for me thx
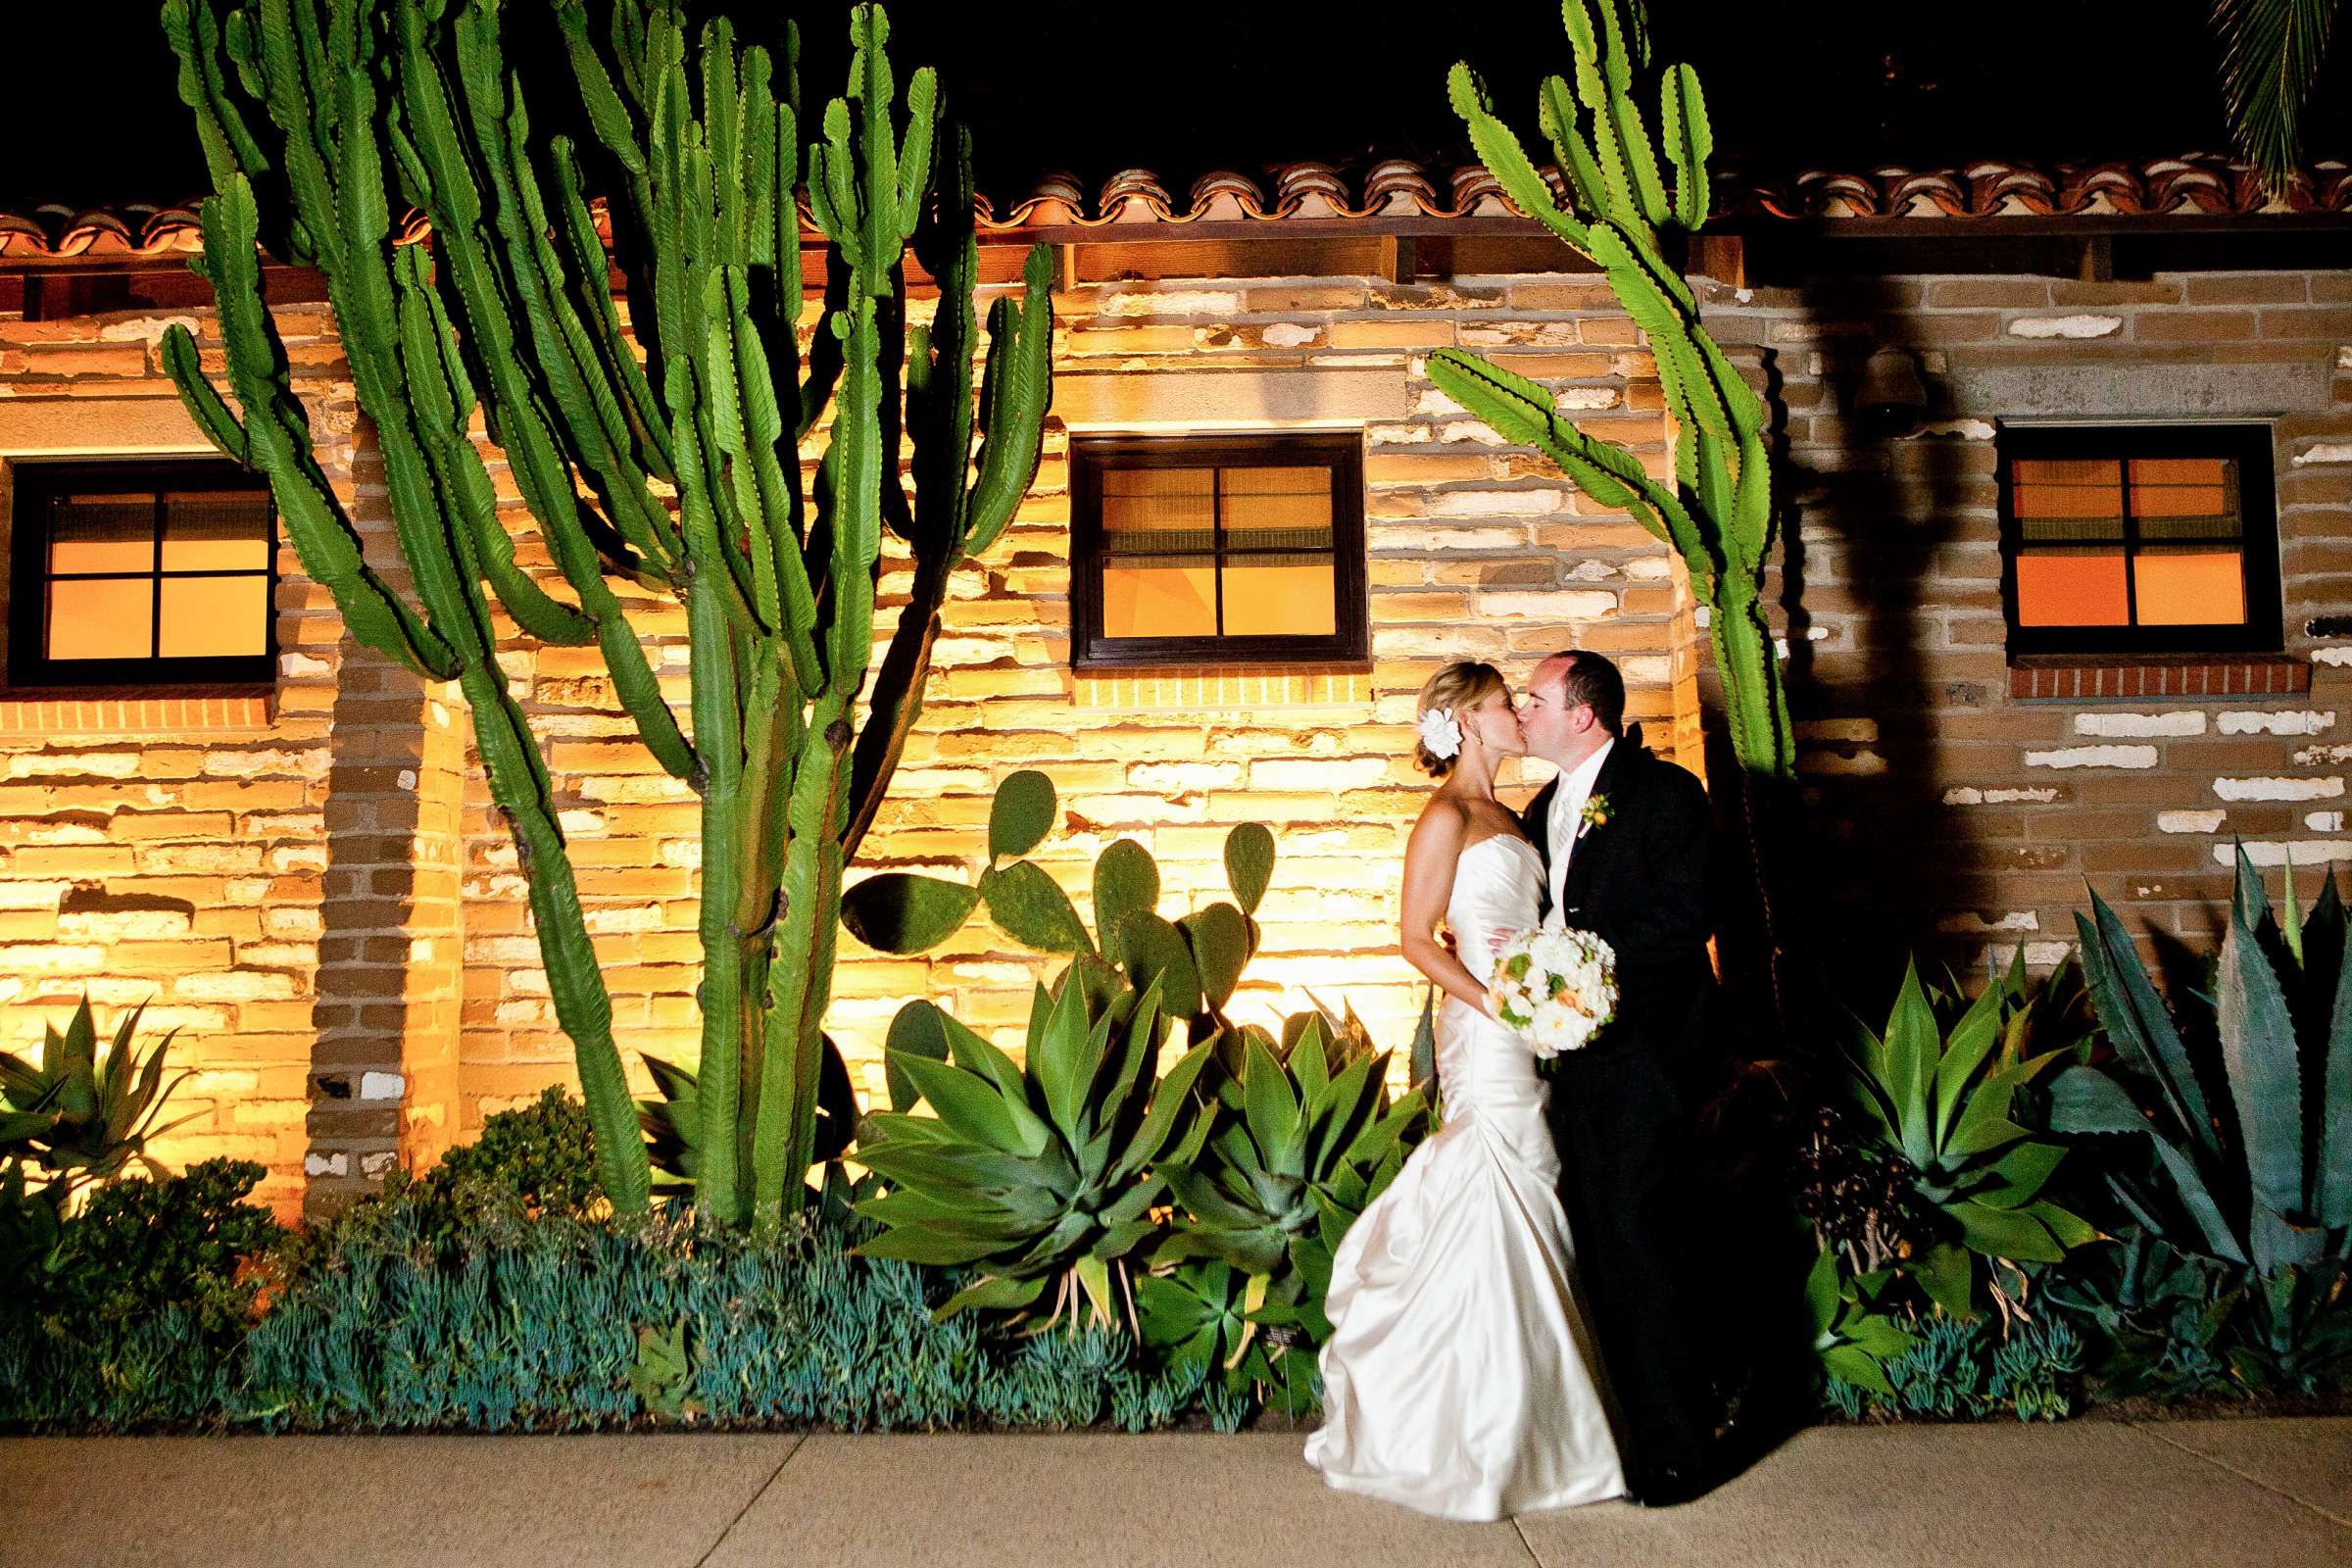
[1069,435,1367,671]
[9,460,276,687]
[1997,425,2280,658]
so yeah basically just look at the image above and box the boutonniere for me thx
[1576,793,1611,841]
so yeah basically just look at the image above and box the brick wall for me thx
[451,272,1698,1130]
[0,306,426,1216]
[1699,269,2352,976]
[20,253,2336,1207]
[0,269,1698,1202]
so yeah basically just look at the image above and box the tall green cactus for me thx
[1432,0,1792,781]
[160,0,1053,1227]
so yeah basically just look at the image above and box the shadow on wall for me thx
[1702,272,2000,998]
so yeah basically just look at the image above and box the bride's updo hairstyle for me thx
[1412,661,1507,778]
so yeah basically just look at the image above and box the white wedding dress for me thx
[1303,833,1626,1521]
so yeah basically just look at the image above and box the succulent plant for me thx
[1435,0,1789,780]
[1136,1006,1430,1405]
[2054,848,2352,1278]
[841,769,1277,1039]
[635,1035,863,1191]
[851,976,1215,1329]
[0,999,193,1207]
[1838,953,2100,1317]
[1805,1247,1916,1400]
[160,0,1053,1224]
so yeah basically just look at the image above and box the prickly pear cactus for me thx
[842,769,1277,1039]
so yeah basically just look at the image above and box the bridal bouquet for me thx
[1487,927,1617,1058]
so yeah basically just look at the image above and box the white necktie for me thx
[1546,786,1575,927]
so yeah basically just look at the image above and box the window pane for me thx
[47,577,155,659]
[2015,552,2130,627]
[1101,466,1215,557]
[162,490,271,571]
[1102,565,1217,637]
[1219,466,1333,552]
[2133,551,2246,626]
[158,575,270,658]
[2012,458,2125,547]
[48,494,155,574]
[1222,562,1336,636]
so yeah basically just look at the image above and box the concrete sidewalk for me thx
[1,1417,2345,1568]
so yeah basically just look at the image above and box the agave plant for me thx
[1135,1255,1322,1416]
[1140,1008,1431,1408]
[2053,849,2350,1277]
[1805,1247,1916,1401]
[1838,954,2100,1318]
[840,769,1276,1041]
[0,999,193,1207]
[852,976,1214,1328]
[635,1039,863,1200]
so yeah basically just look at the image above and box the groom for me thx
[1519,650,1719,1505]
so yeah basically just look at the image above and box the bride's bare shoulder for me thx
[1406,798,1470,859]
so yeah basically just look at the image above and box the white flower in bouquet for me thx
[1486,925,1617,1058]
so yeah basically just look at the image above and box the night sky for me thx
[4,1,2343,214]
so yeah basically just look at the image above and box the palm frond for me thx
[2213,0,2338,187]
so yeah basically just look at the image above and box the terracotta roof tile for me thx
[2,154,2342,263]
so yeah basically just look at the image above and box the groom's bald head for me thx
[1521,651,1624,768]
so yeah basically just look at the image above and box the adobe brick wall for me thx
[0,307,437,1216]
[8,256,2346,1208]
[0,270,1698,1201]
[454,273,1700,1131]
[1697,269,2352,978]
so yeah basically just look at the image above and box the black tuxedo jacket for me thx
[1521,731,1718,1088]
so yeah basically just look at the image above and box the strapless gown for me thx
[1302,833,1626,1521]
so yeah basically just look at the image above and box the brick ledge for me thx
[2008,655,2309,701]
[0,690,274,736]
[1075,667,1372,712]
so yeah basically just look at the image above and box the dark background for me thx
[5,1,2346,212]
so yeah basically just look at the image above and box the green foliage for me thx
[1135,1256,1319,1418]
[2041,855,2352,1398]
[433,1086,603,1218]
[1142,1008,1430,1405]
[1408,985,1441,1124]
[1838,954,2101,1316]
[2053,850,2351,1277]
[1822,1305,2084,1424]
[0,998,192,1206]
[1438,1,1790,779]
[0,1159,283,1430]
[2043,1227,2351,1400]
[853,978,1215,1329]
[634,1039,863,1193]
[160,0,1054,1228]
[1805,1247,1914,1399]
[2212,0,2337,191]
[245,1196,1202,1432]
[841,770,1274,1039]
[288,1088,607,1274]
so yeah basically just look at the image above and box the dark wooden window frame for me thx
[1068,433,1369,672]
[1995,422,2282,660]
[8,457,278,689]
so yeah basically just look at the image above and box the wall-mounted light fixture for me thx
[1851,344,1928,437]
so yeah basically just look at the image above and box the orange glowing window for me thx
[1072,436,1366,671]
[2000,428,2278,657]
[11,462,275,688]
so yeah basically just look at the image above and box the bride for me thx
[1303,660,1626,1521]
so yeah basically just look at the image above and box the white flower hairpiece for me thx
[1417,707,1462,760]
